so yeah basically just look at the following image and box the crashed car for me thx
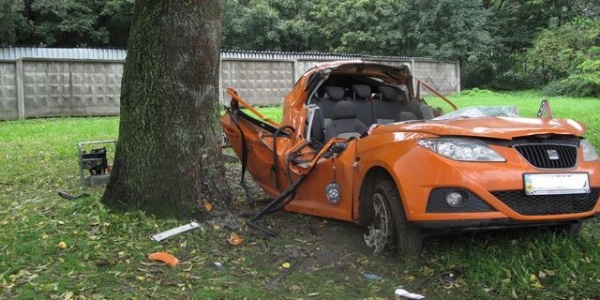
[220,60,600,254]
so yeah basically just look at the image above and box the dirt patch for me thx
[222,149,410,277]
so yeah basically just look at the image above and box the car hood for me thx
[370,116,587,139]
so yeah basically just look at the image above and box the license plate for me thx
[524,173,590,195]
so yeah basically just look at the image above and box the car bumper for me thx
[391,146,600,223]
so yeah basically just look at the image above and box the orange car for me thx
[220,60,600,254]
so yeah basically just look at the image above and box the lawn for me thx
[1,90,599,299]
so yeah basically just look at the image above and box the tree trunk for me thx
[102,0,230,219]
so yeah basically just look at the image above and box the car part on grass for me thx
[265,258,304,288]
[246,174,308,237]
[148,252,180,267]
[151,220,203,242]
[77,140,116,187]
[57,191,90,201]
[394,288,425,299]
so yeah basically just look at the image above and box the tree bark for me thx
[102,0,230,219]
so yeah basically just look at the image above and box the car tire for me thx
[364,179,422,254]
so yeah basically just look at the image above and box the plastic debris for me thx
[362,272,382,281]
[152,220,203,242]
[148,252,180,267]
[394,288,425,299]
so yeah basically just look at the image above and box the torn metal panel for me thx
[152,220,204,241]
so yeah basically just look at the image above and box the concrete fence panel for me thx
[221,60,294,106]
[0,62,18,120]
[0,48,460,120]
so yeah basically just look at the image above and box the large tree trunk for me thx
[102,0,230,219]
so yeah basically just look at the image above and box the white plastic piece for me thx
[152,221,203,241]
[394,288,425,299]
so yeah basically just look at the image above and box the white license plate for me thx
[524,173,590,195]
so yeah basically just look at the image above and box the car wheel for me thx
[363,180,422,254]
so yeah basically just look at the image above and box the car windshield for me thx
[433,106,519,120]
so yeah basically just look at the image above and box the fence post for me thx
[455,61,461,92]
[15,59,25,119]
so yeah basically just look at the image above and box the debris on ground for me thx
[265,258,304,288]
[227,232,245,246]
[57,191,90,201]
[148,252,180,267]
[362,271,382,281]
[151,220,204,242]
[394,288,425,299]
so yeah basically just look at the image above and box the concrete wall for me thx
[0,50,460,120]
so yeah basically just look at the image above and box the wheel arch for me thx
[358,166,400,225]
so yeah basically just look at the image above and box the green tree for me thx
[1,0,133,47]
[99,0,134,48]
[310,0,407,54]
[0,0,27,46]
[530,18,600,96]
[24,0,110,46]
[471,0,599,89]
[102,0,230,218]
[222,0,315,51]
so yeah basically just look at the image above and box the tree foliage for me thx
[533,18,600,97]
[1,0,598,95]
[0,0,133,47]
[0,0,27,46]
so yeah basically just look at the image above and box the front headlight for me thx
[581,139,599,161]
[418,138,506,162]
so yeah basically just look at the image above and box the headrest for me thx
[325,86,345,100]
[378,86,399,101]
[352,84,371,99]
[332,101,357,120]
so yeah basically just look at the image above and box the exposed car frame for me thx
[220,60,600,254]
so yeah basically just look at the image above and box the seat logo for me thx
[546,149,559,160]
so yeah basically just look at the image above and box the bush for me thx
[542,76,600,97]
[541,51,600,97]
[457,88,495,96]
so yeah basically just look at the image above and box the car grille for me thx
[491,188,600,216]
[514,144,577,169]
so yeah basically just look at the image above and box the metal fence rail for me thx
[0,48,460,120]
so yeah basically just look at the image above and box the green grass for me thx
[2,90,600,299]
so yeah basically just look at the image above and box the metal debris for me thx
[151,220,204,242]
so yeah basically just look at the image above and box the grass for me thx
[1,90,600,299]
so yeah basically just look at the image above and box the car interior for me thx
[307,74,436,146]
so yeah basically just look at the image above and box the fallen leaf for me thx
[228,232,244,246]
